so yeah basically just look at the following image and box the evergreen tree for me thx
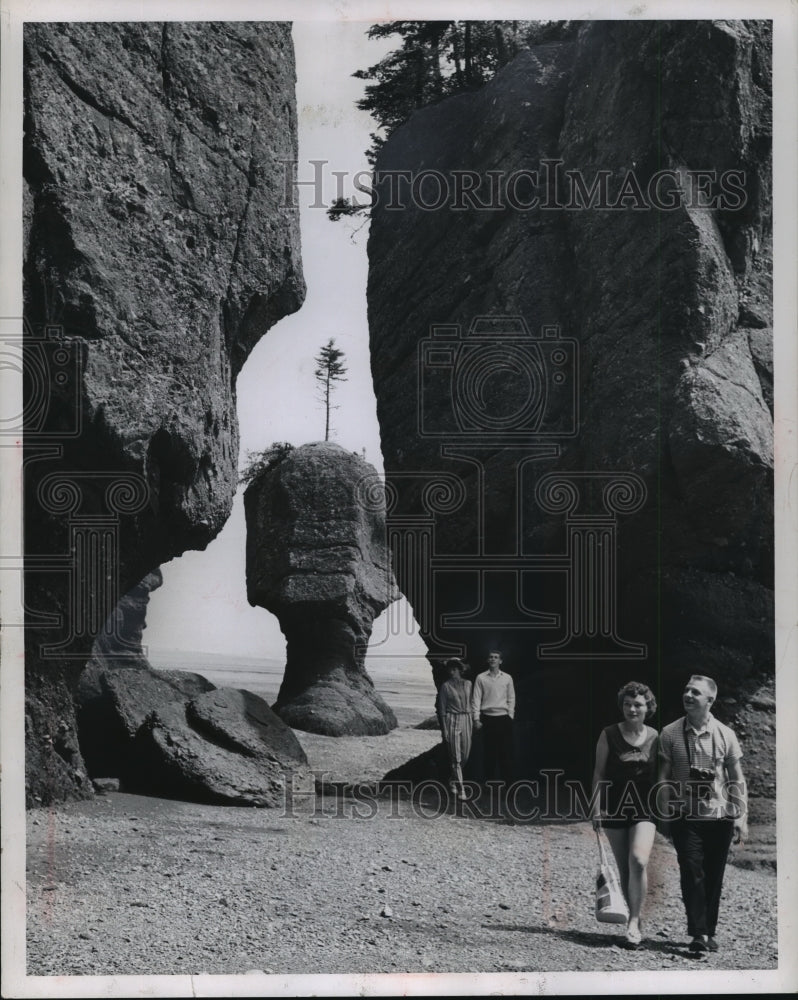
[314,338,348,441]
[353,22,451,139]
[352,21,577,163]
[329,20,578,222]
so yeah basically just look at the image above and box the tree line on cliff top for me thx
[327,20,577,221]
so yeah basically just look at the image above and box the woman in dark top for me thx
[591,681,658,947]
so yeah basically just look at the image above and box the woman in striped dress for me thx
[436,658,473,800]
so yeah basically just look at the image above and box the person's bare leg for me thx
[626,821,656,934]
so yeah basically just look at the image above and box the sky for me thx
[145,21,427,661]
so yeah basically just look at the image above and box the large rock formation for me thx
[78,660,309,808]
[76,569,309,807]
[77,657,216,782]
[130,688,309,807]
[367,21,773,787]
[245,442,398,735]
[76,568,172,775]
[89,568,164,670]
[23,22,305,805]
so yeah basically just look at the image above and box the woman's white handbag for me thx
[594,828,630,924]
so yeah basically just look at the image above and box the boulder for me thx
[77,652,308,806]
[366,21,772,779]
[245,441,398,735]
[76,561,309,805]
[91,778,120,794]
[76,660,216,779]
[129,689,309,807]
[23,22,305,805]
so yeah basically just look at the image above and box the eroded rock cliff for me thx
[24,22,305,805]
[245,442,398,736]
[367,21,773,790]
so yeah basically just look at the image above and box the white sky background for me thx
[145,21,427,660]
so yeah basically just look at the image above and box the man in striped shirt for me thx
[659,674,748,957]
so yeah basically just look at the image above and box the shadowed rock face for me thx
[245,442,398,736]
[88,568,164,670]
[367,21,773,782]
[77,568,173,777]
[23,22,305,805]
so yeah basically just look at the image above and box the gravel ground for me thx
[26,726,778,979]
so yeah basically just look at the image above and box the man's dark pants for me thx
[479,713,514,786]
[670,816,735,938]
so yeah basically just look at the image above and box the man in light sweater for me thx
[471,650,516,788]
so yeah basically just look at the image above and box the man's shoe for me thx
[707,937,719,953]
[689,936,709,956]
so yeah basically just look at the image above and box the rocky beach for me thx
[26,772,777,981]
[26,665,778,981]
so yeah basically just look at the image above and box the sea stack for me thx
[245,441,399,736]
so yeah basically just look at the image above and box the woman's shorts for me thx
[600,814,656,829]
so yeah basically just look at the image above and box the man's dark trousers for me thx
[479,713,513,785]
[670,817,735,937]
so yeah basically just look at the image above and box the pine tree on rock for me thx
[314,338,348,441]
